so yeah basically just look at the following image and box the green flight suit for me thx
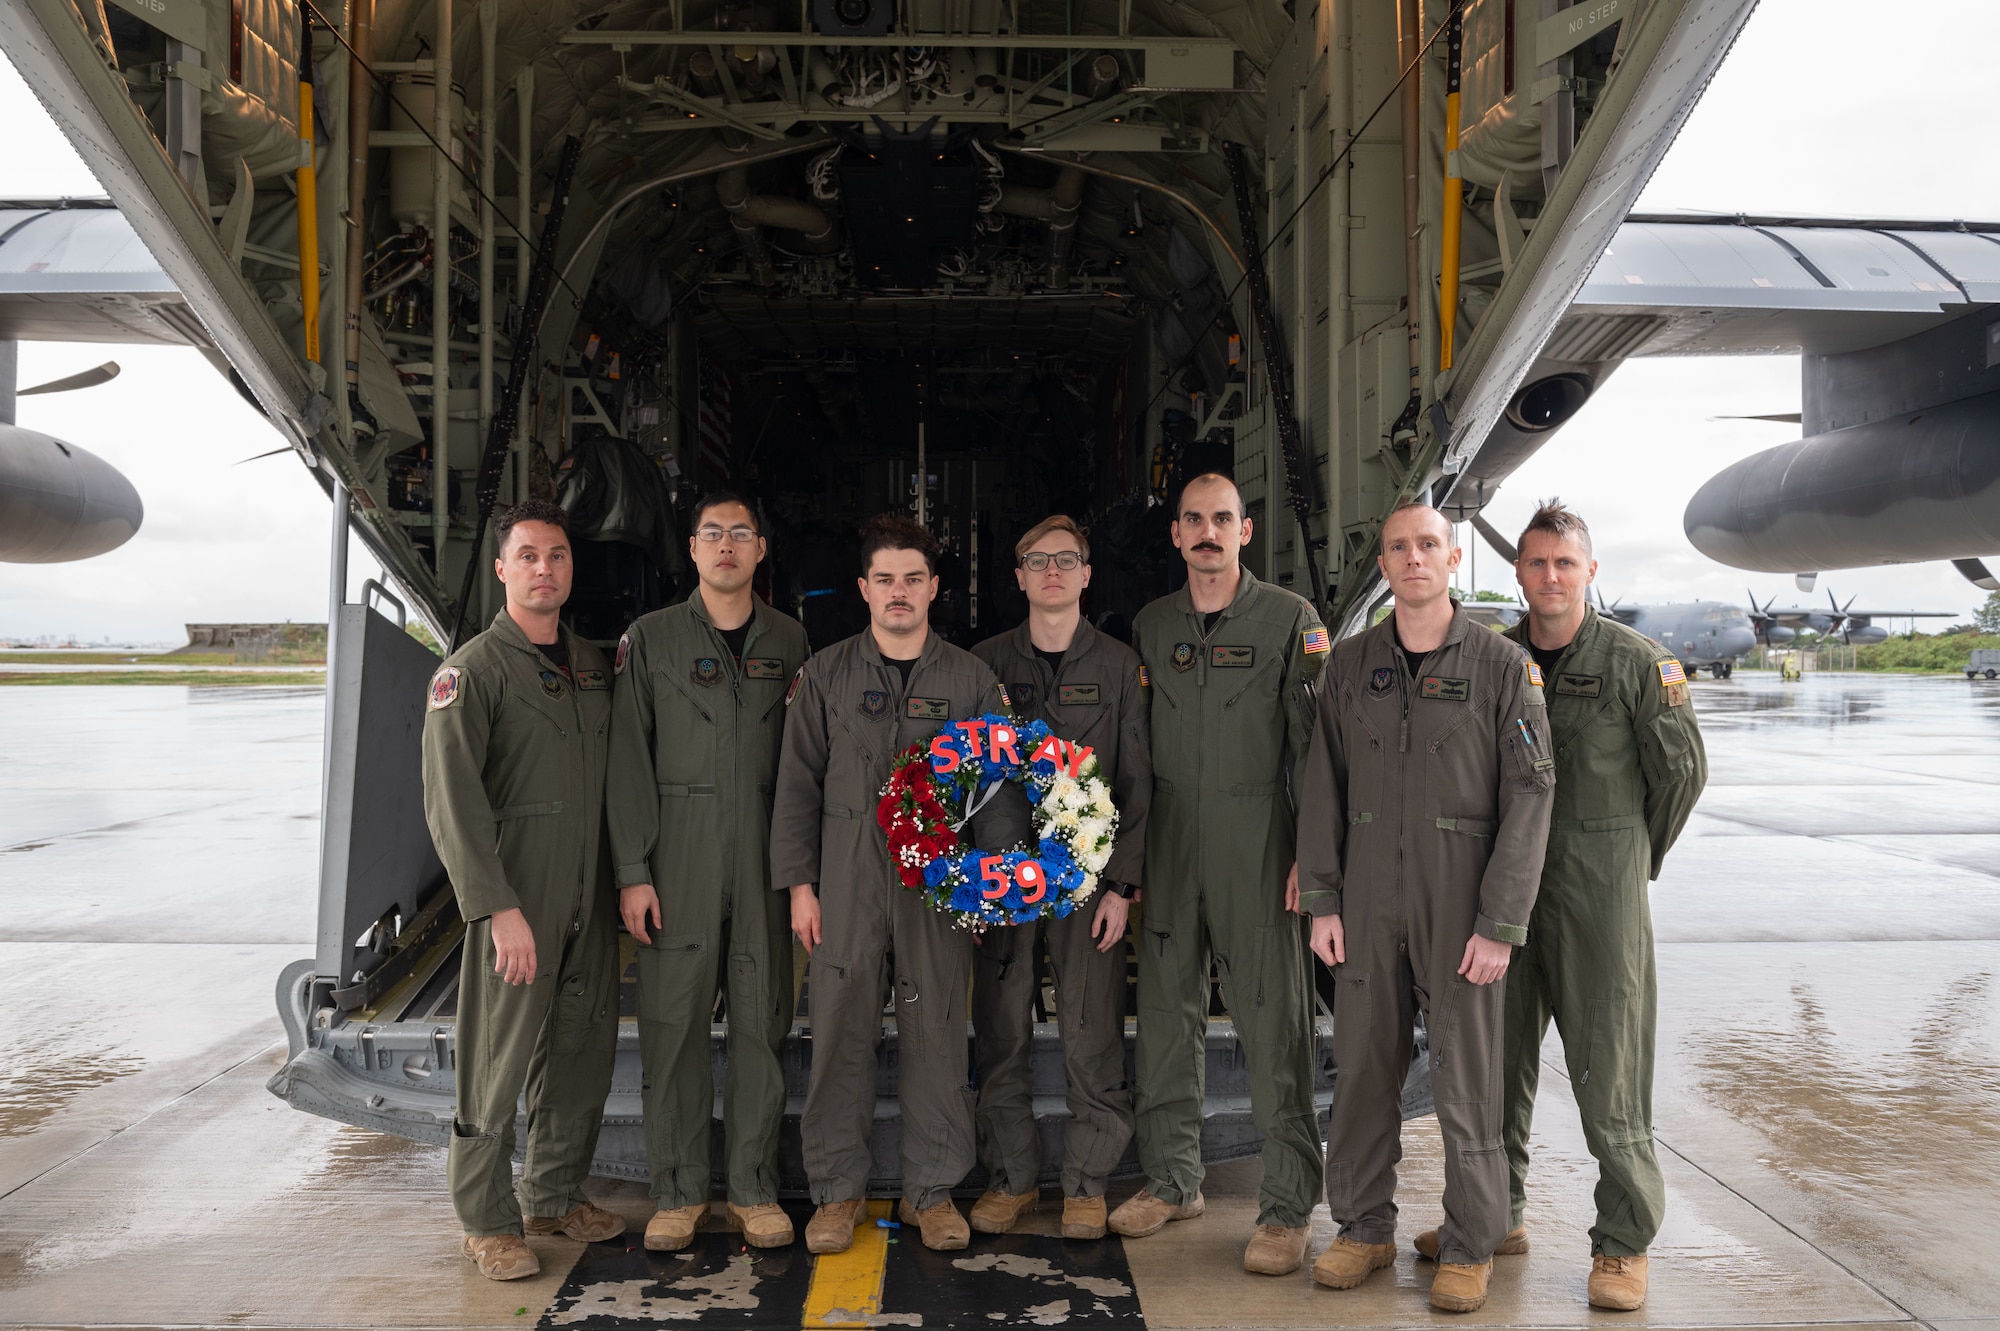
[1500,606,1707,1257]
[768,630,1032,1208]
[970,618,1152,1198]
[422,610,619,1238]
[1297,604,1554,1265]
[1130,568,1328,1228]
[606,591,810,1211]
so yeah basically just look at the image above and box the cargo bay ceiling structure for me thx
[0,0,1763,638]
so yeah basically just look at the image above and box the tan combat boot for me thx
[1106,1188,1205,1239]
[1311,1235,1395,1289]
[1589,1254,1649,1310]
[728,1201,796,1249]
[1429,1260,1493,1313]
[525,1200,626,1243]
[969,1187,1039,1234]
[1062,1195,1108,1240]
[1413,1225,1529,1260]
[805,1198,866,1255]
[1243,1224,1310,1276]
[462,1234,541,1281]
[899,1196,971,1251]
[643,1202,709,1252]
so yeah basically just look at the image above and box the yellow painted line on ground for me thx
[802,1199,894,1328]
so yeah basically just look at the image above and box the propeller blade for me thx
[232,446,293,465]
[1710,412,1803,424]
[18,361,121,396]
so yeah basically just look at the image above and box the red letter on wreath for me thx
[979,855,1011,900]
[1028,735,1065,767]
[956,719,989,761]
[988,723,1021,765]
[1064,742,1095,777]
[929,735,960,774]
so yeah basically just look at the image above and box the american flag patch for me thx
[1657,659,1687,686]
[1302,626,1330,655]
[1526,662,1544,688]
[1138,665,1150,687]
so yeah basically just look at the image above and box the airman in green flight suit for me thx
[607,492,810,1253]
[422,501,625,1282]
[1483,500,1707,1313]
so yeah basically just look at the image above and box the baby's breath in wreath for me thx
[876,712,1119,929]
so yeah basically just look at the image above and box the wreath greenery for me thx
[876,711,1119,929]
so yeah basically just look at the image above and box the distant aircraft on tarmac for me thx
[1464,593,1760,678]
[1746,589,1957,647]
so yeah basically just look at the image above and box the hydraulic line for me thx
[1439,2,1466,371]
[296,13,321,365]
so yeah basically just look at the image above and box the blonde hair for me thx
[1014,514,1090,564]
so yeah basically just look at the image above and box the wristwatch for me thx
[1104,879,1137,899]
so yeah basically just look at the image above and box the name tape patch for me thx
[1554,673,1602,699]
[907,696,951,720]
[1058,683,1101,705]
[575,669,608,691]
[745,657,785,680]
[1420,676,1471,702]
[1211,645,1255,668]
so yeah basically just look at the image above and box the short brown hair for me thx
[1517,497,1593,557]
[495,499,569,552]
[1014,514,1090,564]
[1381,499,1451,542]
[858,513,940,575]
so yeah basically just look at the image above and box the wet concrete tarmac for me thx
[1,674,1997,1328]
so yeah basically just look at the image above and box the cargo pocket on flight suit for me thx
[1239,922,1299,1050]
[1580,996,1649,1147]
[638,935,709,1024]
[553,970,595,1055]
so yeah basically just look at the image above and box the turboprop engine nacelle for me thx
[0,422,144,562]
[1685,390,2000,574]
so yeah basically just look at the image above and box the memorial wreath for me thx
[876,711,1119,929]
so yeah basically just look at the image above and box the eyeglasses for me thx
[696,526,759,544]
[1019,551,1084,572]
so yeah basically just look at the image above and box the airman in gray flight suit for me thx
[969,515,1151,1241]
[607,494,810,1253]
[770,515,1031,1255]
[1485,501,1707,1313]
[1111,474,1329,1279]
[1299,502,1553,1314]
[422,501,624,1282]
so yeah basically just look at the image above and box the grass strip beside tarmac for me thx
[0,670,325,687]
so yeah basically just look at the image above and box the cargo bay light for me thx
[0,0,1766,1179]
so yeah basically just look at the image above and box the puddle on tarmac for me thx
[0,1040,144,1137]
[1682,968,2000,1305]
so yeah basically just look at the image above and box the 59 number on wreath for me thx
[978,855,1048,904]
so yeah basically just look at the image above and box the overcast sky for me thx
[3,0,1998,641]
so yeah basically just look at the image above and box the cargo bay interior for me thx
[1,0,1759,1185]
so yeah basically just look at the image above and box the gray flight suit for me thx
[970,618,1152,1199]
[422,610,620,1238]
[1297,603,1554,1265]
[1500,607,1707,1257]
[768,630,1032,1208]
[1130,567,1328,1228]
[606,591,810,1211]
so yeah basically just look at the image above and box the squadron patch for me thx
[692,657,722,687]
[745,657,785,680]
[1302,626,1330,655]
[427,665,462,710]
[1170,642,1197,673]
[1420,676,1471,702]
[575,669,608,691]
[1554,673,1603,699]
[1369,666,1396,696]
[538,669,565,699]
[1010,683,1038,712]
[1058,683,1101,705]
[1210,645,1255,668]
[784,667,804,706]
[907,696,950,721]
[614,633,631,676]
[859,689,889,720]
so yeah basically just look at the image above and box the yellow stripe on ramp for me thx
[802,1199,894,1328]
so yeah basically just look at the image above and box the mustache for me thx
[1193,542,1223,552]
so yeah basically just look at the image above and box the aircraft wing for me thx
[0,199,211,349]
